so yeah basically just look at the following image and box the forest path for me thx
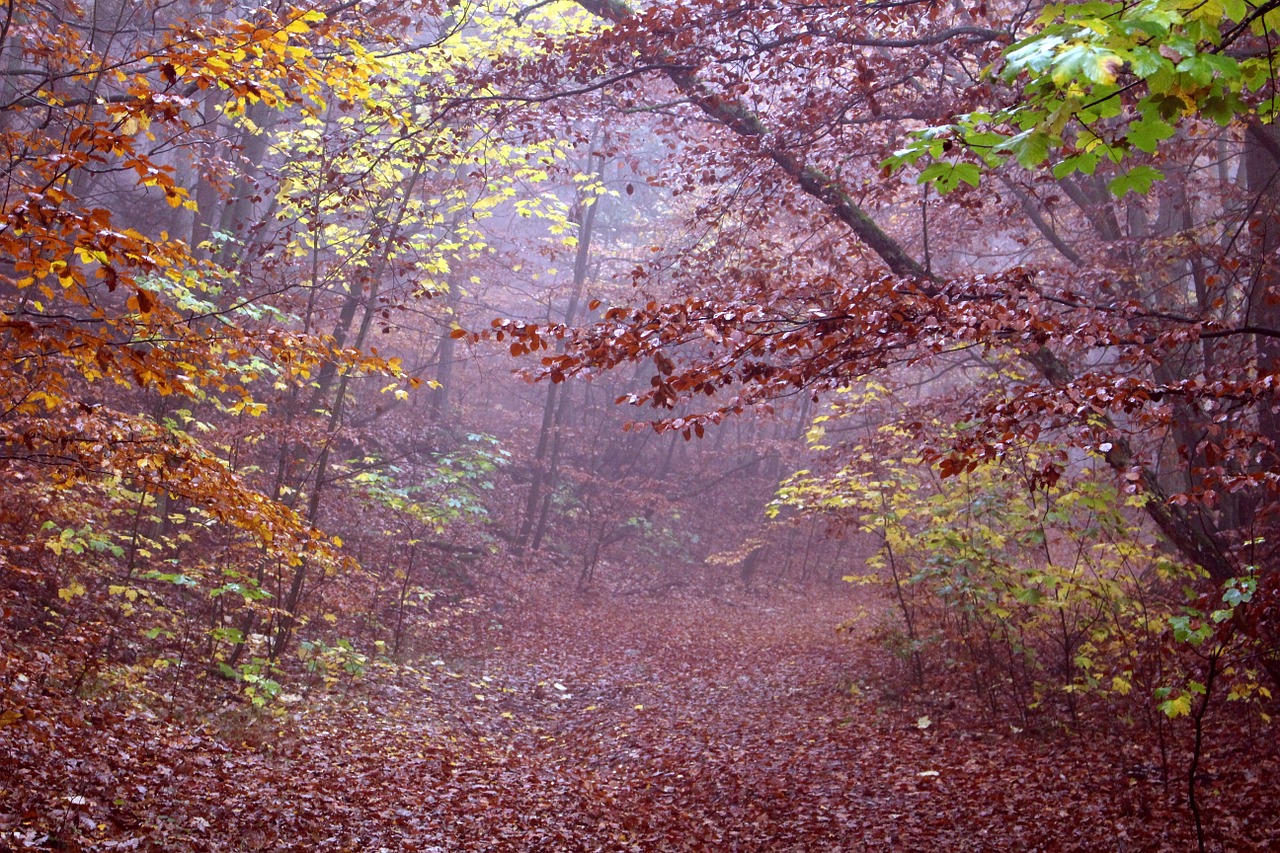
[19,585,1214,851]
[478,586,947,851]
[277,585,1171,852]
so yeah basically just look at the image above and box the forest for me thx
[1,0,1278,849]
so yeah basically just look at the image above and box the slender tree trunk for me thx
[214,101,279,261]
[270,159,427,658]
[429,277,462,421]
[1246,123,1280,450]
[518,142,606,551]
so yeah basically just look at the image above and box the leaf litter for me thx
[2,584,1276,851]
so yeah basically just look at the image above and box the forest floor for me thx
[5,580,1278,852]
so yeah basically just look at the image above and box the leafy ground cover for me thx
[4,582,1276,851]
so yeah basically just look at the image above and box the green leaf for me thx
[1004,33,1067,78]
[1175,53,1238,86]
[1108,165,1164,197]
[211,627,246,645]
[1129,46,1170,79]
[143,570,199,588]
[1053,45,1125,85]
[1053,149,1101,178]
[1003,129,1053,168]
[1222,0,1248,22]
[1079,90,1125,122]
[918,161,982,193]
[1169,613,1212,644]
[1201,94,1236,126]
[963,131,1011,166]
[1127,116,1175,153]
[1014,586,1045,605]
[1222,583,1254,607]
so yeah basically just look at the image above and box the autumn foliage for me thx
[2,0,1280,849]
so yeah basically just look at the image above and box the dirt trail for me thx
[12,585,1262,851]
[263,586,1194,852]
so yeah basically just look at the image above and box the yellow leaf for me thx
[119,113,151,136]
[1161,694,1192,718]
[57,581,86,602]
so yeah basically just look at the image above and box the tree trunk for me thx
[518,142,606,551]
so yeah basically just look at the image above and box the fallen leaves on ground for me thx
[3,585,1276,851]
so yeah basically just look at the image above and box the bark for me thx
[429,275,462,422]
[1246,123,1280,447]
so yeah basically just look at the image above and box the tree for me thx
[466,0,1280,681]
[0,0,563,689]
[0,2,382,583]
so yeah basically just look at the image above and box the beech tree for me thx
[0,0,590,684]
[0,1,386,595]
[473,0,1280,664]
